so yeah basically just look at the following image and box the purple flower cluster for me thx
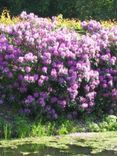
[81,20,102,33]
[0,12,117,119]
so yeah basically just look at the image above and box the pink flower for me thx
[18,57,24,63]
[38,79,44,86]
[81,103,88,109]
[25,66,31,73]
[42,67,47,73]
[51,69,57,78]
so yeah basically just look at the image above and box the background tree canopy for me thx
[0,0,117,20]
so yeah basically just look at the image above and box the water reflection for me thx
[0,143,116,156]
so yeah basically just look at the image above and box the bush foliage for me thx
[0,115,117,138]
[0,12,117,119]
[0,0,117,20]
[0,9,20,25]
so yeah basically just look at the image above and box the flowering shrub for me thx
[55,15,117,32]
[101,20,117,28]
[0,12,117,119]
[55,14,82,32]
[0,9,20,25]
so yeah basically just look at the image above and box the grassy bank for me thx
[0,132,117,155]
[0,111,117,139]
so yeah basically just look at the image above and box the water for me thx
[0,143,117,156]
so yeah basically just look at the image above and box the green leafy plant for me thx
[14,116,31,138]
[3,123,12,139]
[31,122,46,137]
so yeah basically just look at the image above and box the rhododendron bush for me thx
[0,12,117,119]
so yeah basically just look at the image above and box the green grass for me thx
[0,115,117,139]
[0,132,117,155]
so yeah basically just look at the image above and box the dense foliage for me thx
[0,0,117,20]
[0,115,117,138]
[0,12,117,119]
[0,9,20,25]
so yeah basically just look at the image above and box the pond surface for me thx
[0,143,117,156]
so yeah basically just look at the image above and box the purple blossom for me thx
[0,13,117,118]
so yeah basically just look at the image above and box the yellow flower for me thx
[0,9,20,25]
